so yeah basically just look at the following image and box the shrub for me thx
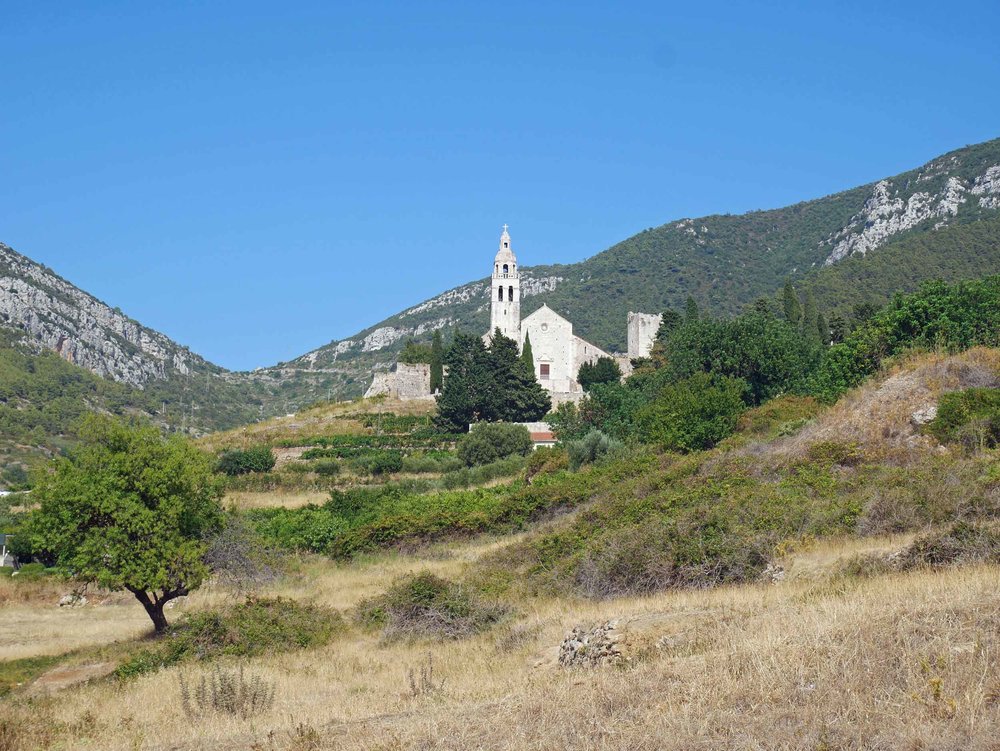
[927,388,1000,451]
[311,459,341,476]
[203,516,282,595]
[578,357,622,392]
[356,573,509,640]
[636,373,748,452]
[457,423,533,467]
[572,518,772,599]
[806,441,865,467]
[115,597,340,679]
[179,665,275,720]
[350,451,404,476]
[899,522,1000,569]
[217,447,276,476]
[566,430,623,471]
[525,446,569,480]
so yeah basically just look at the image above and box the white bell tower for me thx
[490,224,521,340]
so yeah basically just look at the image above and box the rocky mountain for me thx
[2,137,999,417]
[262,137,1000,401]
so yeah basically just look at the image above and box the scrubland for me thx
[3,350,1000,750]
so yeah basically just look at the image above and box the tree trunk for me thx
[129,588,170,633]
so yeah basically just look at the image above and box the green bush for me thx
[115,597,340,679]
[440,455,526,489]
[899,522,1000,569]
[457,423,533,467]
[356,573,509,640]
[565,430,623,471]
[636,373,748,452]
[310,459,341,476]
[351,451,404,476]
[927,388,1000,451]
[217,447,276,476]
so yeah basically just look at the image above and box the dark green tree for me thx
[655,309,683,343]
[27,415,224,632]
[782,279,802,325]
[520,332,535,372]
[685,296,699,322]
[435,332,494,432]
[801,290,818,337]
[829,313,849,344]
[399,339,433,364]
[816,312,829,345]
[430,330,444,393]
[578,357,622,392]
[488,330,551,423]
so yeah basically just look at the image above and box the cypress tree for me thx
[816,312,829,345]
[782,279,802,325]
[430,329,444,393]
[801,290,818,338]
[520,332,534,372]
[685,296,699,322]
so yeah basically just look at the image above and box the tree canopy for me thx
[28,415,224,632]
[435,330,551,432]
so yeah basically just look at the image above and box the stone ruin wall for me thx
[364,362,433,400]
[627,312,662,360]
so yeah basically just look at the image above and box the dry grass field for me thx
[2,531,999,751]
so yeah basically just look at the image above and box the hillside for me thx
[2,137,999,416]
[5,347,1000,750]
[265,137,1000,400]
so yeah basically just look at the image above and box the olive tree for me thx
[29,415,224,632]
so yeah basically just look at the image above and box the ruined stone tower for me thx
[490,224,520,340]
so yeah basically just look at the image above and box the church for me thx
[366,225,662,402]
[487,225,638,405]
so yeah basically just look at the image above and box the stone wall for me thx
[627,312,662,360]
[364,362,433,400]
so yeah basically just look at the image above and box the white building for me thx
[487,226,622,404]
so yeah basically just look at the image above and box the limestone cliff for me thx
[0,243,208,388]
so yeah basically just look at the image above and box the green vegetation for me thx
[636,373,747,452]
[115,597,340,678]
[217,446,276,476]
[356,572,509,640]
[927,388,1000,450]
[566,429,623,470]
[456,422,533,466]
[436,330,550,432]
[577,357,622,391]
[27,415,224,632]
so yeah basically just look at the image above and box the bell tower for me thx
[490,224,520,340]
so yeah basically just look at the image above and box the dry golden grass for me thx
[223,490,330,511]
[774,347,1000,462]
[4,533,1000,750]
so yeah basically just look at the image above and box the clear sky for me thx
[2,1,999,370]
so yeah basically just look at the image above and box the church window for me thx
[502,264,509,274]
[498,286,504,301]
[539,363,550,379]
[504,241,509,248]
[508,285,514,300]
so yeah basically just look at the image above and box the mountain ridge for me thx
[2,136,999,416]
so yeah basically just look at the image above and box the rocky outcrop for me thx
[0,243,208,388]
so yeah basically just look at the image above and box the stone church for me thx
[486,226,660,404]
[367,225,662,402]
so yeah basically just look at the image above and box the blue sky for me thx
[2,1,999,370]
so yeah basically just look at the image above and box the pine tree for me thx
[655,309,683,343]
[520,332,534,372]
[782,279,802,325]
[429,330,444,393]
[685,296,699,322]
